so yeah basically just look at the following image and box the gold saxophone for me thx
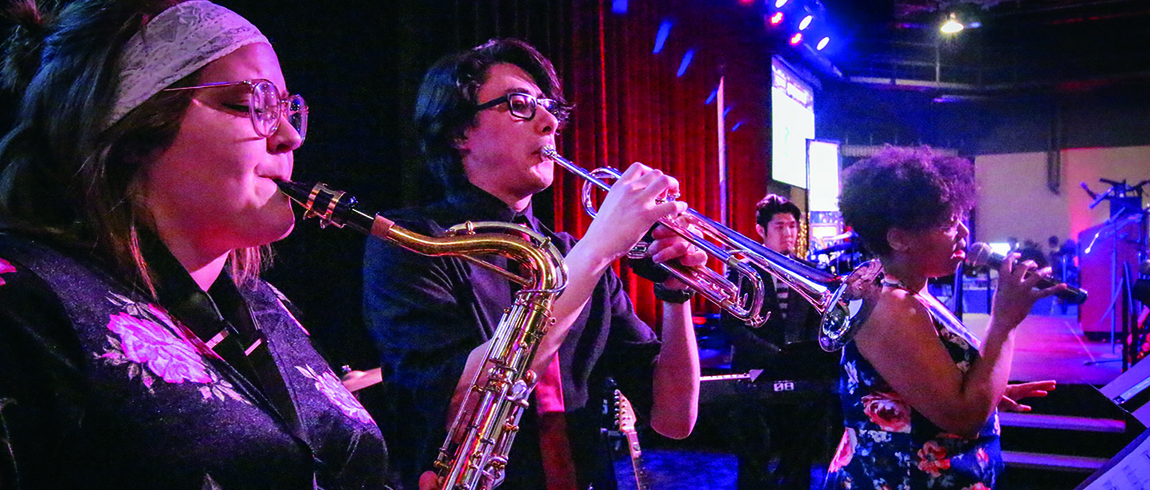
[276,181,568,490]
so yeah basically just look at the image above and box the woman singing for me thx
[824,146,1061,490]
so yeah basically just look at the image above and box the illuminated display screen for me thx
[807,139,841,244]
[771,58,815,189]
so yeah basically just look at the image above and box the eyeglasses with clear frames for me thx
[475,92,570,125]
[163,78,308,141]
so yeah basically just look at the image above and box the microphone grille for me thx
[966,242,995,268]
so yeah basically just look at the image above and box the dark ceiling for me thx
[817,0,1150,93]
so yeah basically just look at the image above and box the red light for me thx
[768,12,784,25]
[739,0,755,5]
[789,33,803,45]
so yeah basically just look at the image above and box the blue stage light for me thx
[677,49,695,77]
[654,19,673,53]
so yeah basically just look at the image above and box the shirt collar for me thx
[445,181,541,232]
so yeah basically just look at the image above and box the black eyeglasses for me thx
[475,92,570,124]
[163,78,308,141]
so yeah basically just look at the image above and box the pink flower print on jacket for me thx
[295,365,373,424]
[0,258,16,286]
[861,391,913,433]
[105,311,212,384]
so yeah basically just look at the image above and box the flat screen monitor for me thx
[807,139,841,245]
[771,58,815,189]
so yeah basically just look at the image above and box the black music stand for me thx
[1082,179,1150,370]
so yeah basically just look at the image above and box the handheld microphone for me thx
[966,242,1088,305]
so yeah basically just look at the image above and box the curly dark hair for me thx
[839,146,976,256]
[755,193,801,229]
[413,38,567,192]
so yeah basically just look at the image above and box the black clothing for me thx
[720,260,841,490]
[363,182,661,490]
[0,232,389,490]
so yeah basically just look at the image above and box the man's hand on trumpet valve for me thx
[580,162,688,263]
[647,223,708,290]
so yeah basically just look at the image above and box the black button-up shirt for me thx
[363,182,661,490]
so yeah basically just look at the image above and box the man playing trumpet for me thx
[363,38,703,490]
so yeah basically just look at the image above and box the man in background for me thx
[720,194,841,490]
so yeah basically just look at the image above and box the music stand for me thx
[1082,179,1150,370]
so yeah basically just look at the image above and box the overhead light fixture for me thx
[768,11,784,26]
[789,32,803,45]
[940,13,964,34]
[799,14,813,31]
[816,36,830,50]
[774,0,789,8]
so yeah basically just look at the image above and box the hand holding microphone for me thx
[966,242,1087,305]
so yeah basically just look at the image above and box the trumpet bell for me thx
[818,260,884,352]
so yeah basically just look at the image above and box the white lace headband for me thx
[107,0,270,128]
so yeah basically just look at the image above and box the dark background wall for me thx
[817,71,1150,156]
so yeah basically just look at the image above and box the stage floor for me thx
[621,312,1133,490]
[964,312,1125,386]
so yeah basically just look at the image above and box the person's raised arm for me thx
[854,254,1062,437]
[529,162,685,375]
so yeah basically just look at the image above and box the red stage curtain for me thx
[549,0,772,328]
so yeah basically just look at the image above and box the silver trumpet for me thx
[542,146,883,351]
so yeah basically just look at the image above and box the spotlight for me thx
[799,14,813,30]
[774,0,789,8]
[789,32,803,45]
[654,19,673,53]
[816,36,830,50]
[940,13,964,34]
[768,11,784,26]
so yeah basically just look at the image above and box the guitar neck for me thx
[623,430,651,490]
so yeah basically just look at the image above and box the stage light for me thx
[654,19,673,53]
[768,11,784,25]
[816,36,830,50]
[940,13,964,34]
[799,14,813,30]
[789,32,803,45]
[677,49,695,77]
[774,0,789,8]
[739,0,755,5]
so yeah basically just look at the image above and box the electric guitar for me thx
[614,390,652,490]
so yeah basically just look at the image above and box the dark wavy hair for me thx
[0,0,269,294]
[413,38,566,192]
[755,193,801,229]
[839,146,976,256]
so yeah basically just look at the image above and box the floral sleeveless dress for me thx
[823,288,1003,490]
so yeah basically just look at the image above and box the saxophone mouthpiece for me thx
[275,180,314,204]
